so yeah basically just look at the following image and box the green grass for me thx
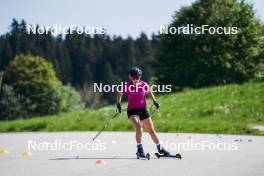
[0,82,264,135]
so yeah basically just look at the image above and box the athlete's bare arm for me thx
[146,90,156,103]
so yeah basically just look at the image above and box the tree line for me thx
[1,0,263,110]
[0,19,158,105]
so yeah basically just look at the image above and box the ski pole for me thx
[92,113,119,141]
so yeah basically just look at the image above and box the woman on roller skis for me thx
[116,67,170,158]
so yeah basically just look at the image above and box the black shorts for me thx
[127,107,150,121]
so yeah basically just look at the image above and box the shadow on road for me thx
[49,157,140,160]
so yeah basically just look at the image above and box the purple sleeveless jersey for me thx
[122,81,149,110]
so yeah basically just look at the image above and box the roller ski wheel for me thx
[155,153,182,159]
[136,152,150,160]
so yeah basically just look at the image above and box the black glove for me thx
[116,103,121,113]
[153,100,160,109]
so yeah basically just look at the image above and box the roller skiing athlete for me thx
[116,67,181,160]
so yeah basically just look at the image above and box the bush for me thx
[0,85,26,120]
[254,63,264,82]
[56,84,83,113]
[1,54,84,120]
[3,55,61,116]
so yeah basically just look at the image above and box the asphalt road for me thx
[0,132,263,176]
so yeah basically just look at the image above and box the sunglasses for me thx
[131,76,140,80]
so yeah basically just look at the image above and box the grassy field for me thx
[0,82,263,135]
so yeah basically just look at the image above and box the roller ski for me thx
[136,152,150,160]
[155,144,182,159]
[136,144,150,160]
[155,152,182,159]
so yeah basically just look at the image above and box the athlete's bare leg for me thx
[141,117,160,144]
[129,115,143,144]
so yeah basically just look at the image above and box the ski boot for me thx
[157,145,171,156]
[155,144,182,159]
[136,145,150,160]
